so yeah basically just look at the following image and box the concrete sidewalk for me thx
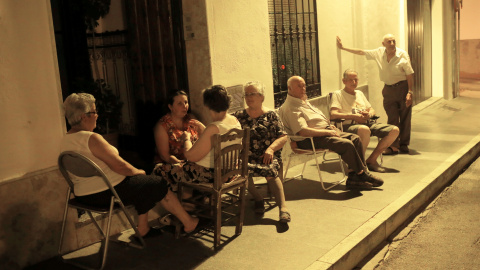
[28,96,480,270]
[372,154,480,269]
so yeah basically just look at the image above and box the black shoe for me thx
[346,172,373,190]
[359,171,384,187]
[399,145,409,154]
[346,179,373,190]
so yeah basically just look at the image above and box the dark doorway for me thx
[50,0,189,171]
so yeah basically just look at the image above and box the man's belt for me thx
[385,80,407,87]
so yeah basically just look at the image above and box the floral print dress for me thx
[153,113,206,191]
[233,109,286,178]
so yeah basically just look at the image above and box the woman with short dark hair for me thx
[171,85,242,184]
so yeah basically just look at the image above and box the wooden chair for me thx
[283,135,347,191]
[178,128,250,250]
[58,151,145,270]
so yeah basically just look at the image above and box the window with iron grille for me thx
[268,0,321,108]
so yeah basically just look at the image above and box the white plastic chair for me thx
[283,135,347,191]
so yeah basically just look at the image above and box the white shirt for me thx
[60,131,125,196]
[364,47,414,85]
[196,116,242,168]
[278,95,330,140]
[330,89,371,125]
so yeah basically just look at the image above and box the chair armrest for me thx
[370,115,380,121]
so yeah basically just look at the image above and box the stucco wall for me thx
[317,0,405,122]
[0,0,66,267]
[206,0,274,111]
[0,1,65,181]
[190,0,408,122]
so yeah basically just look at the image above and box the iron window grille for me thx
[268,0,321,108]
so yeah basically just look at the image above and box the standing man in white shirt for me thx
[336,34,414,154]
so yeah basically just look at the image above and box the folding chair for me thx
[283,135,347,191]
[58,151,145,270]
[178,128,250,250]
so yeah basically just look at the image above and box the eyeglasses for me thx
[86,110,98,115]
[243,92,262,98]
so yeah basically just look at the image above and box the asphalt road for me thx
[360,154,480,269]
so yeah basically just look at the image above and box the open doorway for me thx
[50,0,189,171]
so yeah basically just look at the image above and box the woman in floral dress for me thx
[233,81,290,223]
[153,90,205,192]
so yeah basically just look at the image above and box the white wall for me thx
[317,0,405,121]
[0,0,64,182]
[205,0,275,109]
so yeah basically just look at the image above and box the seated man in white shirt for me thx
[278,75,383,190]
[330,69,399,173]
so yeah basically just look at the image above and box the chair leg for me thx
[284,154,309,182]
[98,197,116,270]
[283,155,293,182]
[235,186,246,236]
[213,193,222,250]
[116,201,145,249]
[58,189,71,255]
[316,153,347,191]
[87,211,106,238]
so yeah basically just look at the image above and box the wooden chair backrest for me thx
[212,128,250,190]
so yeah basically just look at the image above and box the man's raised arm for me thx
[336,36,365,55]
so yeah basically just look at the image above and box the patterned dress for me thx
[233,109,286,178]
[153,113,204,191]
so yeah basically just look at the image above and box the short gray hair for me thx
[343,69,358,79]
[63,93,96,127]
[243,81,265,96]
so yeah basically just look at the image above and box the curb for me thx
[306,134,480,270]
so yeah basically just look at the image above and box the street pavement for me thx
[361,154,480,269]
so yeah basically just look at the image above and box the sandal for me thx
[279,211,291,223]
[159,214,173,226]
[383,147,399,155]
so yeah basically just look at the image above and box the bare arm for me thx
[330,107,368,124]
[297,127,339,138]
[336,36,365,55]
[189,119,206,135]
[154,123,183,164]
[406,73,414,107]
[261,135,287,165]
[183,124,219,162]
[89,133,145,176]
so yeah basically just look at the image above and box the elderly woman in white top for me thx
[60,93,199,238]
[232,81,290,223]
